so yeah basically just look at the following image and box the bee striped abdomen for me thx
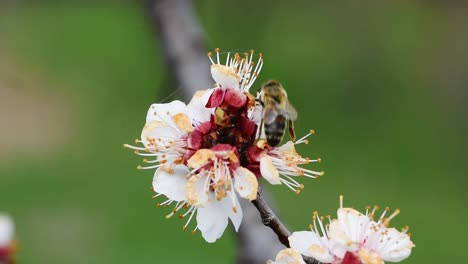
[265,115,286,147]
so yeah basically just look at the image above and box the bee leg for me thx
[257,119,264,142]
[288,120,296,142]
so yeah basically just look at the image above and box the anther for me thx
[215,48,220,52]
[137,165,142,170]
[207,52,212,57]
[310,129,315,134]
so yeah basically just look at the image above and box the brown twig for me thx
[252,187,321,264]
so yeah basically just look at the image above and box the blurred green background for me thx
[0,1,466,263]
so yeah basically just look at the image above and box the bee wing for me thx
[282,100,298,121]
[263,105,280,124]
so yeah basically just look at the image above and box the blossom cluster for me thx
[125,49,323,243]
[126,48,414,264]
[269,196,415,264]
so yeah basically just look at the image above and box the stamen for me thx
[215,48,220,64]
[384,209,400,226]
[207,52,215,64]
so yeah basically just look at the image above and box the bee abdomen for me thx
[265,115,286,147]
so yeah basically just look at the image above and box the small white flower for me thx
[267,248,306,264]
[0,214,14,248]
[258,130,324,193]
[289,196,415,264]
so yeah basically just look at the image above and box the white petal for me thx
[378,228,414,262]
[289,231,335,263]
[260,155,281,185]
[196,195,229,243]
[187,89,215,124]
[211,64,240,89]
[146,100,188,123]
[220,192,243,232]
[152,165,189,201]
[233,167,258,201]
[141,120,181,148]
[269,248,306,264]
[0,214,14,247]
[185,173,209,206]
[329,208,371,251]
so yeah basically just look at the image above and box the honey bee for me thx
[257,80,297,147]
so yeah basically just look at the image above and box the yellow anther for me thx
[215,48,220,52]
[207,52,212,57]
[310,129,315,134]
[137,165,142,170]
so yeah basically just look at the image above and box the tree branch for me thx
[252,187,321,264]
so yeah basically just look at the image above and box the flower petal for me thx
[146,100,187,123]
[187,149,215,169]
[187,89,214,124]
[260,155,281,184]
[268,248,306,264]
[185,172,210,206]
[141,120,181,149]
[0,214,14,247]
[330,208,371,252]
[220,192,243,232]
[211,64,240,89]
[378,228,414,262]
[152,165,189,202]
[196,195,229,243]
[289,231,335,263]
[234,167,258,201]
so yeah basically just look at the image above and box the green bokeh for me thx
[0,1,466,263]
